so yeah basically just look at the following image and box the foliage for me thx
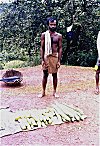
[0,0,100,69]
[4,60,25,69]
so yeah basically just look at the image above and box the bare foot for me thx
[53,93,59,98]
[95,88,99,95]
[38,93,45,98]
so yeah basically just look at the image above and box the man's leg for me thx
[52,73,59,97]
[95,70,100,94]
[41,70,48,97]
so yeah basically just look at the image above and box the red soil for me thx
[0,65,99,145]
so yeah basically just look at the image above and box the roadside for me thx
[0,65,99,145]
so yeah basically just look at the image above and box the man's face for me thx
[49,20,57,32]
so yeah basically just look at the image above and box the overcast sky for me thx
[0,0,58,4]
[0,0,14,3]
[0,0,45,4]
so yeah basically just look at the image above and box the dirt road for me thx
[0,65,99,145]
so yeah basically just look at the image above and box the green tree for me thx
[0,0,99,68]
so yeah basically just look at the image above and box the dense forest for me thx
[0,0,100,69]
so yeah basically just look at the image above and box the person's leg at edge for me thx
[52,73,59,97]
[95,71,99,94]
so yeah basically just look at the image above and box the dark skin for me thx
[40,21,62,97]
[95,60,100,94]
[95,31,100,94]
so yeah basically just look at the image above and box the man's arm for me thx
[40,33,45,61]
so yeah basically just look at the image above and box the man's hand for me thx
[42,60,48,69]
[57,61,61,68]
[42,60,45,67]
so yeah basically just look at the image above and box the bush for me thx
[4,60,26,69]
[27,53,41,67]
[0,62,4,70]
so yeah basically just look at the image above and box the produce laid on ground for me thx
[0,101,87,137]
[15,102,87,130]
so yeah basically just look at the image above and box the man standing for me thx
[39,17,62,97]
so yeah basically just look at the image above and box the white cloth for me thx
[45,30,52,57]
[97,31,100,59]
[67,24,73,32]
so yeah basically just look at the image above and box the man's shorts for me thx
[42,54,58,74]
[95,59,100,72]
